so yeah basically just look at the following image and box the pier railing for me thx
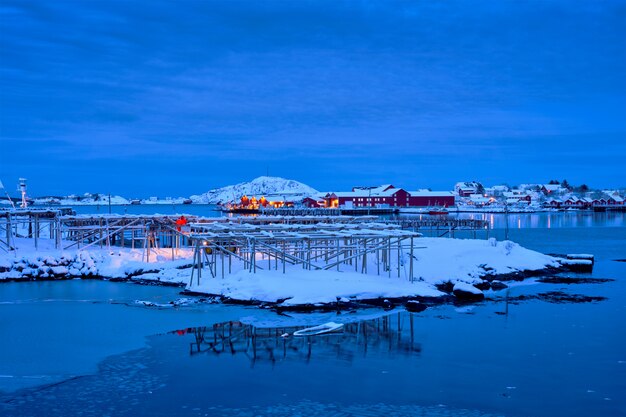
[382,218,490,238]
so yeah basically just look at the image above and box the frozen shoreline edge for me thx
[0,264,568,312]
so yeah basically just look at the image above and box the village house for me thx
[455,181,482,197]
[485,185,509,197]
[545,197,562,208]
[503,191,532,205]
[322,185,454,208]
[467,193,492,207]
[540,184,567,195]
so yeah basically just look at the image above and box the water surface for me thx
[1,212,624,416]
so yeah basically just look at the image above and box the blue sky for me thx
[1,0,625,197]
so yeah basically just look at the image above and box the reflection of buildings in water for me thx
[173,314,422,366]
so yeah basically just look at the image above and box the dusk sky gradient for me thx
[1,0,625,197]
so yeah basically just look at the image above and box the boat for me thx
[182,198,193,205]
[427,207,449,215]
[293,322,344,337]
[130,199,141,205]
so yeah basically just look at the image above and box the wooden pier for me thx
[383,218,490,238]
[222,214,379,225]
[231,207,399,216]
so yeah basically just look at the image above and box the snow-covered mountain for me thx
[190,176,319,204]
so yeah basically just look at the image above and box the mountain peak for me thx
[190,177,318,204]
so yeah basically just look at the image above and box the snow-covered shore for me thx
[0,236,561,309]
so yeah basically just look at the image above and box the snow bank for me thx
[410,237,557,284]
[1,236,559,307]
[184,237,558,306]
[190,269,443,307]
[0,238,193,282]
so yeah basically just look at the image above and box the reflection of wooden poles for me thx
[186,313,424,364]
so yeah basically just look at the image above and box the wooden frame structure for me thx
[58,214,201,261]
[1,211,489,273]
[187,221,422,285]
[0,208,72,252]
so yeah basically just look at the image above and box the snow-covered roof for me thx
[503,192,530,198]
[407,191,454,197]
[542,184,565,191]
[518,184,541,190]
[326,187,406,198]
[489,185,510,191]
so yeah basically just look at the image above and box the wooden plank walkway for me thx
[382,218,490,238]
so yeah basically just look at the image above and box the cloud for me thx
[1,0,625,194]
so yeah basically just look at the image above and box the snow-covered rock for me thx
[190,176,318,204]
[452,282,485,301]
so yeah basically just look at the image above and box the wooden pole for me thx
[397,238,401,278]
[409,237,414,282]
[252,239,256,274]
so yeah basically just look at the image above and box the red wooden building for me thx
[323,185,455,208]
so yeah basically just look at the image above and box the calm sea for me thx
[1,211,624,417]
